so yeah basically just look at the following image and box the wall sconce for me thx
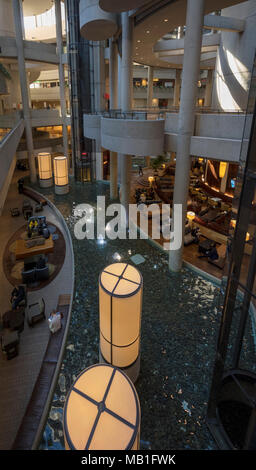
[53,156,69,194]
[230,219,236,229]
[219,161,227,179]
[198,158,204,163]
[63,364,141,450]
[99,263,143,383]
[37,152,53,188]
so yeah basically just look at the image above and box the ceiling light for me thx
[164,19,168,22]
[146,30,150,34]
[137,40,141,43]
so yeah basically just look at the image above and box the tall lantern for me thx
[63,364,141,450]
[53,156,69,194]
[99,263,143,383]
[219,161,227,179]
[37,152,53,187]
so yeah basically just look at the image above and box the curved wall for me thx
[83,114,101,141]
[80,0,118,40]
[212,1,256,111]
[101,117,165,156]
[99,0,151,12]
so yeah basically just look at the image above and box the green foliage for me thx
[151,154,167,171]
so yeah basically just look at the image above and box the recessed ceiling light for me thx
[164,18,168,22]
[137,40,141,43]
[146,30,150,34]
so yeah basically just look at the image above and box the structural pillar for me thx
[205,69,213,107]
[169,0,205,272]
[120,12,134,223]
[12,0,36,183]
[147,66,153,107]
[55,0,69,170]
[173,69,181,107]
[109,38,118,199]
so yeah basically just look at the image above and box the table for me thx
[15,235,54,260]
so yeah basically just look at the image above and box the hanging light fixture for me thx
[63,364,141,450]
[99,263,143,383]
[53,156,69,194]
[37,152,53,187]
[219,161,227,179]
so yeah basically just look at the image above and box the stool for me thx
[1,330,19,360]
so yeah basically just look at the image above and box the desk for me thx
[15,236,54,260]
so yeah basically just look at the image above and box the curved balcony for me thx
[99,0,151,12]
[80,0,118,41]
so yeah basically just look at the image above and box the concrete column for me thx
[55,0,69,168]
[110,151,118,199]
[109,38,118,109]
[173,69,181,107]
[94,41,105,112]
[145,156,151,167]
[120,12,134,223]
[95,139,103,180]
[109,38,118,198]
[12,0,36,183]
[147,66,153,108]
[169,0,205,272]
[121,12,133,111]
[117,52,122,184]
[204,69,213,107]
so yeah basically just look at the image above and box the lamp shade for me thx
[99,263,142,381]
[37,152,53,187]
[63,364,140,450]
[219,161,227,179]
[187,211,195,221]
[53,156,69,194]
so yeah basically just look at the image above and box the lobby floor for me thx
[26,177,256,450]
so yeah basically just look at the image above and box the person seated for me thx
[36,256,46,269]
[11,285,26,310]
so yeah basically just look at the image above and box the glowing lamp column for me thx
[37,152,53,188]
[99,263,143,383]
[53,156,69,195]
[63,364,141,450]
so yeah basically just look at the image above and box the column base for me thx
[54,184,69,195]
[39,177,53,188]
[99,349,140,383]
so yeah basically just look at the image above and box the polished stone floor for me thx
[26,177,255,450]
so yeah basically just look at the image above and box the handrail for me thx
[83,107,247,122]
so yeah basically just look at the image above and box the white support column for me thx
[169,0,205,272]
[110,151,118,199]
[109,38,118,199]
[12,0,36,183]
[55,0,69,169]
[147,66,153,108]
[109,38,118,109]
[205,69,213,107]
[173,69,181,107]
[121,11,133,111]
[120,12,134,222]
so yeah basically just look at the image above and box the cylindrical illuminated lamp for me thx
[219,161,227,179]
[187,211,196,229]
[148,176,154,186]
[99,263,143,383]
[63,363,140,450]
[37,152,53,187]
[53,156,69,194]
